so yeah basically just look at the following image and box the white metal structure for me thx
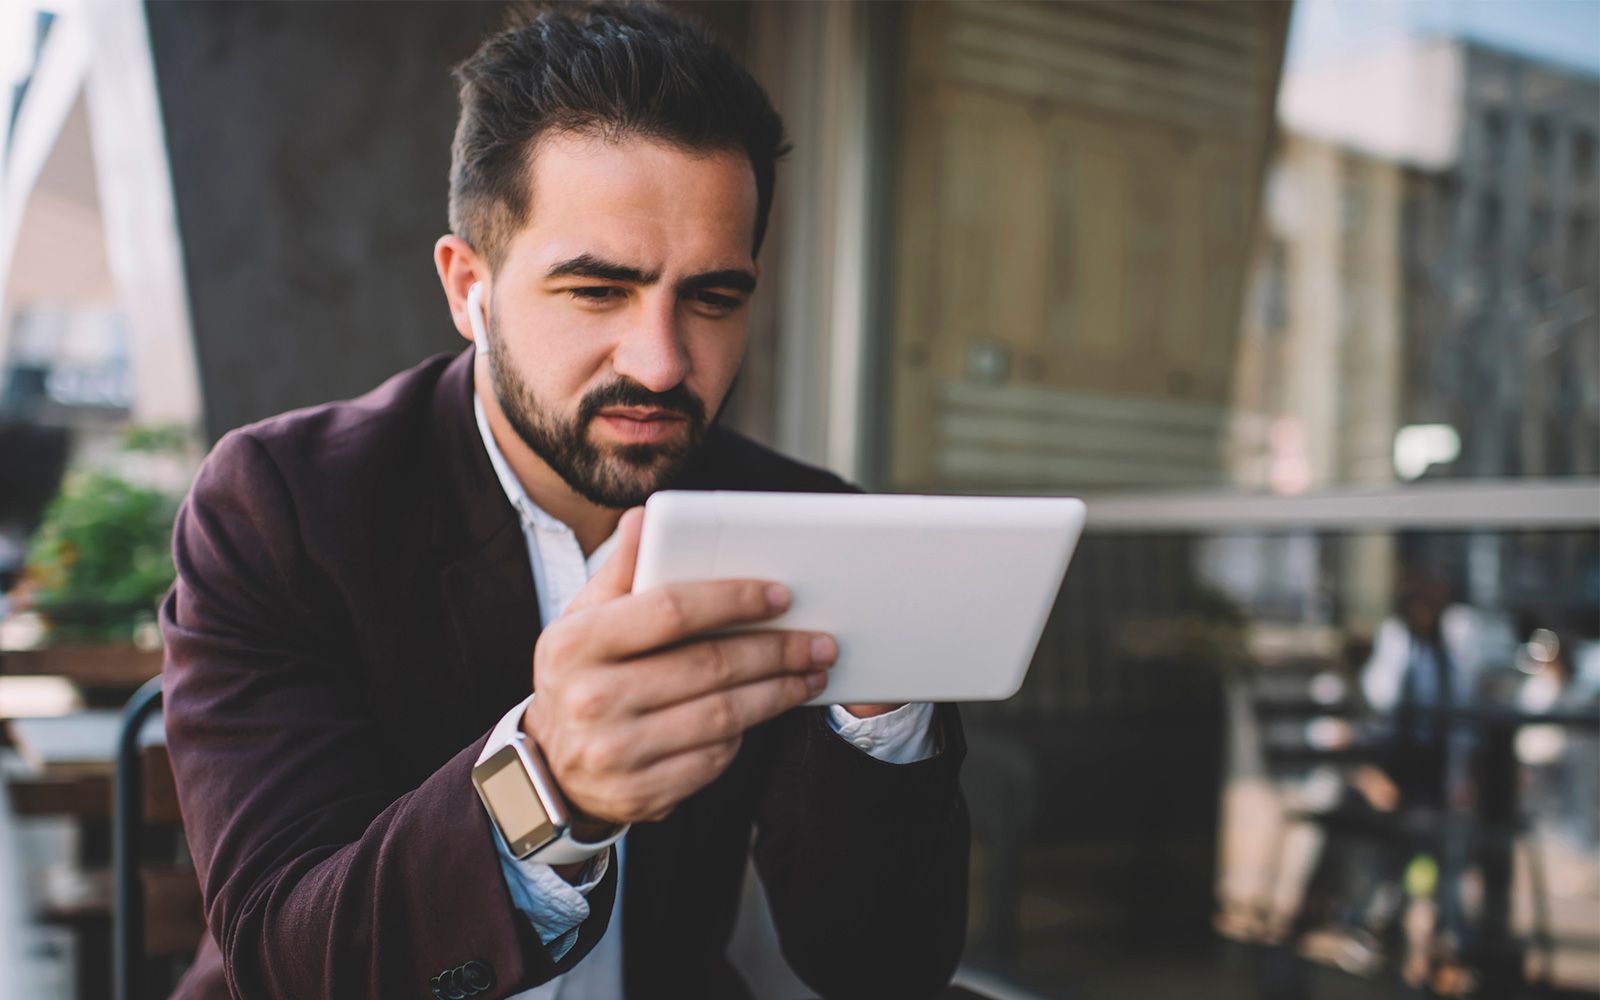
[0,0,202,430]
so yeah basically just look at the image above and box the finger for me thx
[566,507,644,615]
[626,670,825,764]
[610,630,836,713]
[583,578,792,659]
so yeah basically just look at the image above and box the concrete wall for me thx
[144,1,761,445]
[144,1,509,442]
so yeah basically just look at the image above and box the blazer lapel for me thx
[440,526,544,732]
[430,350,545,732]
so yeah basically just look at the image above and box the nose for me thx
[610,292,689,393]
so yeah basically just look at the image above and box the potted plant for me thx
[22,467,178,647]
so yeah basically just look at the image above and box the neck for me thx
[475,365,623,557]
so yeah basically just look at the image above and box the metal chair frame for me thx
[115,675,164,1000]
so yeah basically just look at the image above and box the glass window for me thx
[963,525,1599,997]
[866,3,1600,997]
[1573,128,1596,181]
[1483,108,1508,167]
[884,1,1284,496]
[882,9,1598,503]
[1530,115,1554,171]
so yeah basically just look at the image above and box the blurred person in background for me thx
[1354,570,1490,993]
[1295,570,1491,992]
[1515,628,1600,848]
[1513,627,1600,988]
[1359,572,1487,812]
[158,4,968,999]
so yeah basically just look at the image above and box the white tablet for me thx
[631,491,1086,705]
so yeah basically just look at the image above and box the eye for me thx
[692,290,744,313]
[568,286,623,305]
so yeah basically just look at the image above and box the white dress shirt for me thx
[1361,607,1487,714]
[471,396,936,999]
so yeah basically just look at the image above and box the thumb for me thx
[566,507,644,614]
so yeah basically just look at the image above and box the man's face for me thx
[484,133,759,508]
[1400,578,1450,638]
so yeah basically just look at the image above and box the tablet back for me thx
[632,491,1086,704]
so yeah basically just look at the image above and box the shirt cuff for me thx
[479,694,609,960]
[826,702,938,764]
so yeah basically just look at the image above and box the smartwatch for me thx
[472,730,627,865]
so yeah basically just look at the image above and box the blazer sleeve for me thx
[160,431,610,999]
[751,703,970,999]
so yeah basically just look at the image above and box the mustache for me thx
[576,378,707,428]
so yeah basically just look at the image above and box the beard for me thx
[486,323,711,510]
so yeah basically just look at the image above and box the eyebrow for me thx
[546,253,658,285]
[545,253,756,297]
[677,269,757,296]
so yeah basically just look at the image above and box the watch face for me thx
[473,745,557,857]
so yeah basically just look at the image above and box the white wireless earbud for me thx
[467,281,489,357]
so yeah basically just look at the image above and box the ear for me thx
[435,235,490,348]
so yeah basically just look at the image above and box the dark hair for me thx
[449,1,788,269]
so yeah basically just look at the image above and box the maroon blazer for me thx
[160,349,968,1000]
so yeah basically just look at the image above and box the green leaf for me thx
[24,469,179,638]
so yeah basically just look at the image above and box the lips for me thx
[594,407,688,444]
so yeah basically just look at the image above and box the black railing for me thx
[114,675,163,1000]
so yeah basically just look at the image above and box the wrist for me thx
[475,697,628,865]
[567,809,621,844]
[518,703,623,835]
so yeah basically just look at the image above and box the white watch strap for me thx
[478,694,539,767]
[528,819,628,865]
[478,694,629,864]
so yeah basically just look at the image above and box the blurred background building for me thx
[0,1,1596,999]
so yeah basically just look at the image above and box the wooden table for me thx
[4,709,203,971]
[0,646,163,689]
[6,712,179,823]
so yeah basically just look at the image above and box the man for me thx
[160,4,968,999]
[1297,571,1491,992]
[1360,573,1487,809]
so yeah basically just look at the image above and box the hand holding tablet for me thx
[632,491,1086,705]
